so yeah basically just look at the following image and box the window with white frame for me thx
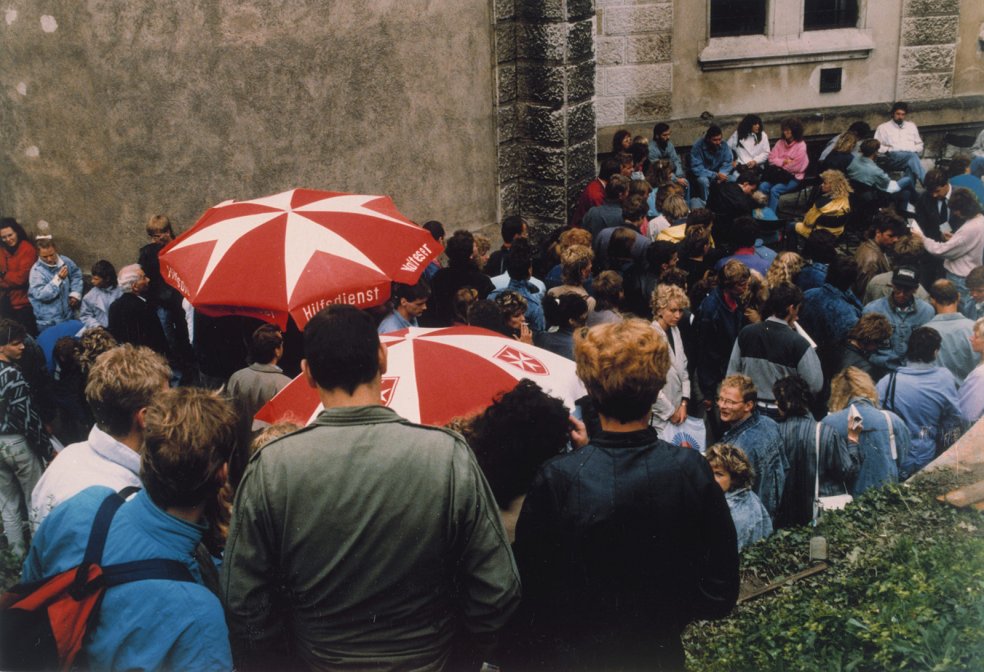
[701,0,872,71]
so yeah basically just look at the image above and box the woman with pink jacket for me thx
[759,118,809,213]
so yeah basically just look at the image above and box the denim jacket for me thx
[821,397,911,495]
[28,254,83,330]
[721,411,788,520]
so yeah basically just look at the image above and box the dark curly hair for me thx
[461,379,571,509]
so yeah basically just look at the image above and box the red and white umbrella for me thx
[255,326,587,427]
[159,188,442,329]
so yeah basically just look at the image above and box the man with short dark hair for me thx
[226,324,292,431]
[488,239,545,332]
[714,217,773,276]
[649,122,690,193]
[691,125,735,206]
[696,260,751,419]
[800,255,865,348]
[727,284,822,415]
[926,279,976,382]
[583,174,631,238]
[485,216,528,277]
[377,280,431,333]
[30,344,171,530]
[223,305,520,670]
[0,318,48,555]
[873,102,926,185]
[570,157,622,229]
[863,266,935,372]
[848,138,916,211]
[876,327,964,478]
[967,265,984,320]
[853,211,908,298]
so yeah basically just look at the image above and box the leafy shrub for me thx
[684,473,984,671]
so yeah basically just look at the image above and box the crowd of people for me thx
[0,103,983,671]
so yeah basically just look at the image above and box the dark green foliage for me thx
[685,472,984,671]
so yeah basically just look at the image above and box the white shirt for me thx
[30,425,142,531]
[650,321,689,432]
[727,130,770,166]
[874,119,924,155]
[491,272,546,292]
[912,214,984,277]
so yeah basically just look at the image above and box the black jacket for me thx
[508,429,739,670]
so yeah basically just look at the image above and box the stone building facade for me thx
[595,0,983,153]
[1,1,982,270]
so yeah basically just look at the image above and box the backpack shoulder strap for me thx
[69,489,139,598]
[100,559,195,587]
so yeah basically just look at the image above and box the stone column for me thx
[897,0,960,100]
[494,0,596,237]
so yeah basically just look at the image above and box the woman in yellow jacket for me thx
[794,169,853,239]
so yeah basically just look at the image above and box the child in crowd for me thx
[79,259,121,329]
[706,442,773,551]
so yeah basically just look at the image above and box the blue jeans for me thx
[759,179,799,213]
[0,434,44,556]
[882,151,926,184]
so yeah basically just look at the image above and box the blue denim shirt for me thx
[801,283,864,345]
[862,296,935,372]
[690,137,735,180]
[721,411,788,520]
[489,279,546,332]
[821,397,911,495]
[725,487,773,551]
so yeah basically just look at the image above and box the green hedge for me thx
[684,473,984,671]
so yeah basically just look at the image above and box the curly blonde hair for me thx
[574,319,670,422]
[821,169,853,201]
[828,366,878,412]
[766,251,805,289]
[651,283,690,318]
[705,443,756,491]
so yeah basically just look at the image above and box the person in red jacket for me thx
[0,218,39,335]
[569,156,622,229]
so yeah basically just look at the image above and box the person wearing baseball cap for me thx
[862,265,934,372]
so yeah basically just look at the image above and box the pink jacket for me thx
[768,140,809,180]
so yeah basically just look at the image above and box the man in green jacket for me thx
[222,305,521,671]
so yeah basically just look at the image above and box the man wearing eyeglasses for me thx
[717,373,787,522]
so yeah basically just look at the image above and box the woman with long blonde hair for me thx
[794,169,853,239]
[821,367,912,496]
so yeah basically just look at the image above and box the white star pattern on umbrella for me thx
[494,345,549,375]
[167,192,416,300]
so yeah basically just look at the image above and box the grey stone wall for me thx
[899,0,959,100]
[495,0,596,238]
[594,1,672,128]
[1,1,498,271]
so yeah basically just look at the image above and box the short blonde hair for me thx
[560,245,594,285]
[146,215,174,236]
[661,194,690,220]
[706,443,755,490]
[828,366,878,412]
[975,317,984,339]
[574,319,670,422]
[85,345,171,437]
[719,373,757,404]
[651,283,690,317]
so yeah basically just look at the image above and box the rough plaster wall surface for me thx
[1,1,497,270]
